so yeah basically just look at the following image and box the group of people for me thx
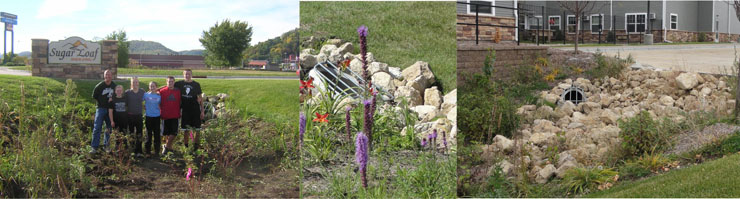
[90,69,204,157]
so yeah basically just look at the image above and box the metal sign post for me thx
[1,12,16,64]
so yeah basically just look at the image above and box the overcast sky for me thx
[0,0,298,53]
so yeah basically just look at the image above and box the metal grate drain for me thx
[561,85,586,105]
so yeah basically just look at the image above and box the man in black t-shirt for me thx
[174,69,204,151]
[90,69,117,153]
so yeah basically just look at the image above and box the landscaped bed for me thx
[0,75,298,197]
[458,47,740,197]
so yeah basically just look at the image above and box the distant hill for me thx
[129,40,178,55]
[178,49,204,56]
[18,51,31,57]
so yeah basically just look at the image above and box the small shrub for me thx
[618,111,672,157]
[588,52,629,79]
[562,167,618,195]
[483,49,496,78]
[482,163,514,198]
[606,31,616,43]
[459,75,520,143]
[698,32,707,42]
[553,29,565,41]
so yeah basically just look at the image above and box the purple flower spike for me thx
[421,138,427,148]
[345,106,352,140]
[363,99,373,149]
[357,25,368,37]
[358,25,369,82]
[355,132,369,188]
[299,112,306,147]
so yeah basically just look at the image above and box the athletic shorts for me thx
[180,109,202,130]
[163,119,179,136]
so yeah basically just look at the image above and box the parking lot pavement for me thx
[555,43,740,74]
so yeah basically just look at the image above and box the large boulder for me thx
[401,61,435,90]
[556,101,576,117]
[599,109,620,125]
[488,160,514,176]
[368,61,389,75]
[332,42,354,57]
[388,67,403,79]
[395,86,423,106]
[493,135,514,153]
[349,58,364,76]
[372,72,395,94]
[676,73,699,90]
[441,89,457,114]
[411,105,439,123]
[300,54,318,69]
[660,96,675,107]
[424,86,443,109]
[535,164,557,184]
[319,44,337,56]
[555,161,578,178]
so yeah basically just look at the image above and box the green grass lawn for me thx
[300,1,457,93]
[587,153,740,197]
[117,68,295,77]
[0,75,297,125]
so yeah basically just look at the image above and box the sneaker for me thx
[89,148,98,154]
[135,153,144,158]
[103,146,111,153]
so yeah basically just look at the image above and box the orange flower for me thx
[340,59,351,70]
[300,78,314,89]
[313,112,329,123]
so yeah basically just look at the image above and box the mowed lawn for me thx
[587,153,740,198]
[0,75,297,125]
[300,1,457,93]
[118,68,296,77]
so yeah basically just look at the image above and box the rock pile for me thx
[204,93,230,119]
[300,42,457,151]
[483,68,735,183]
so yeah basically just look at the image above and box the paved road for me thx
[553,43,740,74]
[0,67,297,80]
[0,67,30,76]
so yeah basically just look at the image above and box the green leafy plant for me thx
[618,111,672,157]
[562,167,618,195]
[483,49,496,78]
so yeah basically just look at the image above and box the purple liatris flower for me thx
[299,112,306,147]
[363,99,373,149]
[355,132,369,188]
[357,25,368,37]
[357,25,369,82]
[345,106,352,140]
[421,138,427,148]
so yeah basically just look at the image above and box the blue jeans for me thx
[91,107,112,149]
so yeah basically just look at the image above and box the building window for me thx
[626,13,647,34]
[528,16,543,30]
[567,15,577,34]
[467,0,494,16]
[549,16,561,30]
[670,13,678,30]
[591,14,603,33]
